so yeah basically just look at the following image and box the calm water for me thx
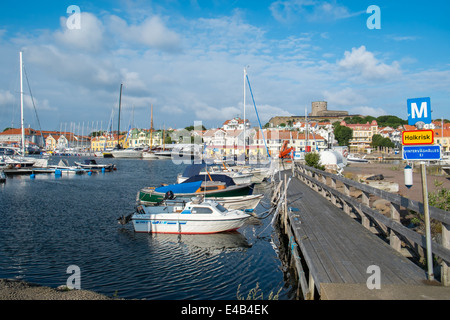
[0,157,293,300]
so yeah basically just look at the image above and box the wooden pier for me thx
[273,163,450,300]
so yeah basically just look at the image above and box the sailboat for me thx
[110,84,143,158]
[143,104,159,159]
[6,52,38,168]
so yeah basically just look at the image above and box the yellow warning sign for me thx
[402,130,434,145]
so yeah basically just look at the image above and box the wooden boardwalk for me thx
[276,169,450,299]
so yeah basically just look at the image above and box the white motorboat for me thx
[142,151,159,159]
[346,153,369,163]
[139,194,264,211]
[122,198,251,234]
[48,159,86,174]
[74,159,115,171]
[110,147,144,158]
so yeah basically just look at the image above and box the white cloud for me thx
[108,15,182,52]
[323,87,367,106]
[349,106,387,117]
[54,12,106,53]
[269,0,362,23]
[0,90,15,106]
[338,46,401,81]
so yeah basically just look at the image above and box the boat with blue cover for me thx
[137,176,255,205]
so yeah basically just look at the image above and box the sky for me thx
[0,0,449,133]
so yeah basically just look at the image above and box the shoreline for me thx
[0,278,115,300]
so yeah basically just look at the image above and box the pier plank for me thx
[280,170,429,296]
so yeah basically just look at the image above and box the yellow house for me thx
[91,134,127,151]
[341,120,379,152]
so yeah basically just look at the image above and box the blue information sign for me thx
[407,97,431,125]
[402,145,441,161]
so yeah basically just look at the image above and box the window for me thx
[192,207,213,214]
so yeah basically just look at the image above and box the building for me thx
[0,127,45,148]
[222,117,250,131]
[269,101,351,127]
[340,120,379,152]
[128,128,163,148]
[434,128,450,153]
[309,101,348,118]
[90,134,126,152]
[254,129,326,157]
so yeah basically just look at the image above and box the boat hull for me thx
[132,214,248,234]
[110,151,143,158]
[137,183,254,205]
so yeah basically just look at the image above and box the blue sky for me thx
[0,0,449,132]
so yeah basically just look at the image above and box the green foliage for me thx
[334,124,353,146]
[184,125,207,131]
[236,283,281,300]
[305,152,325,170]
[429,180,450,211]
[371,134,395,148]
[343,115,407,128]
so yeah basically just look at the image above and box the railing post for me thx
[390,203,402,253]
[361,191,371,230]
[442,222,450,286]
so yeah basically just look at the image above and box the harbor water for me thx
[0,158,293,300]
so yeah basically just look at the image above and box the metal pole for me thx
[421,162,434,281]
[20,51,25,155]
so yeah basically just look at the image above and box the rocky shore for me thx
[0,279,114,300]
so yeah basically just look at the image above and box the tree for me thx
[371,134,395,148]
[334,124,353,146]
[305,152,325,170]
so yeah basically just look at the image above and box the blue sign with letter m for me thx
[407,97,431,125]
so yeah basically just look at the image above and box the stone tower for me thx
[311,101,328,116]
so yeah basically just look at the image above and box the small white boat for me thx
[142,151,159,159]
[110,147,144,158]
[123,198,251,234]
[74,159,115,171]
[141,194,264,211]
[0,170,6,183]
[48,159,86,175]
[346,153,369,163]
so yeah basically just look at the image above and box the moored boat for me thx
[346,153,369,163]
[121,198,251,234]
[110,147,144,158]
[74,159,115,171]
[138,193,263,211]
[137,178,254,205]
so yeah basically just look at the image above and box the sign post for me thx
[404,97,435,281]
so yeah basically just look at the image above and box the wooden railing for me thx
[293,163,450,286]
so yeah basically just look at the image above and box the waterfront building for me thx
[340,120,379,153]
[222,117,250,131]
[128,128,163,148]
[434,129,450,153]
[254,129,326,157]
[90,133,126,151]
[0,127,45,148]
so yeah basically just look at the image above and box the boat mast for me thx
[243,67,246,160]
[20,51,25,155]
[150,104,153,149]
[117,83,123,149]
